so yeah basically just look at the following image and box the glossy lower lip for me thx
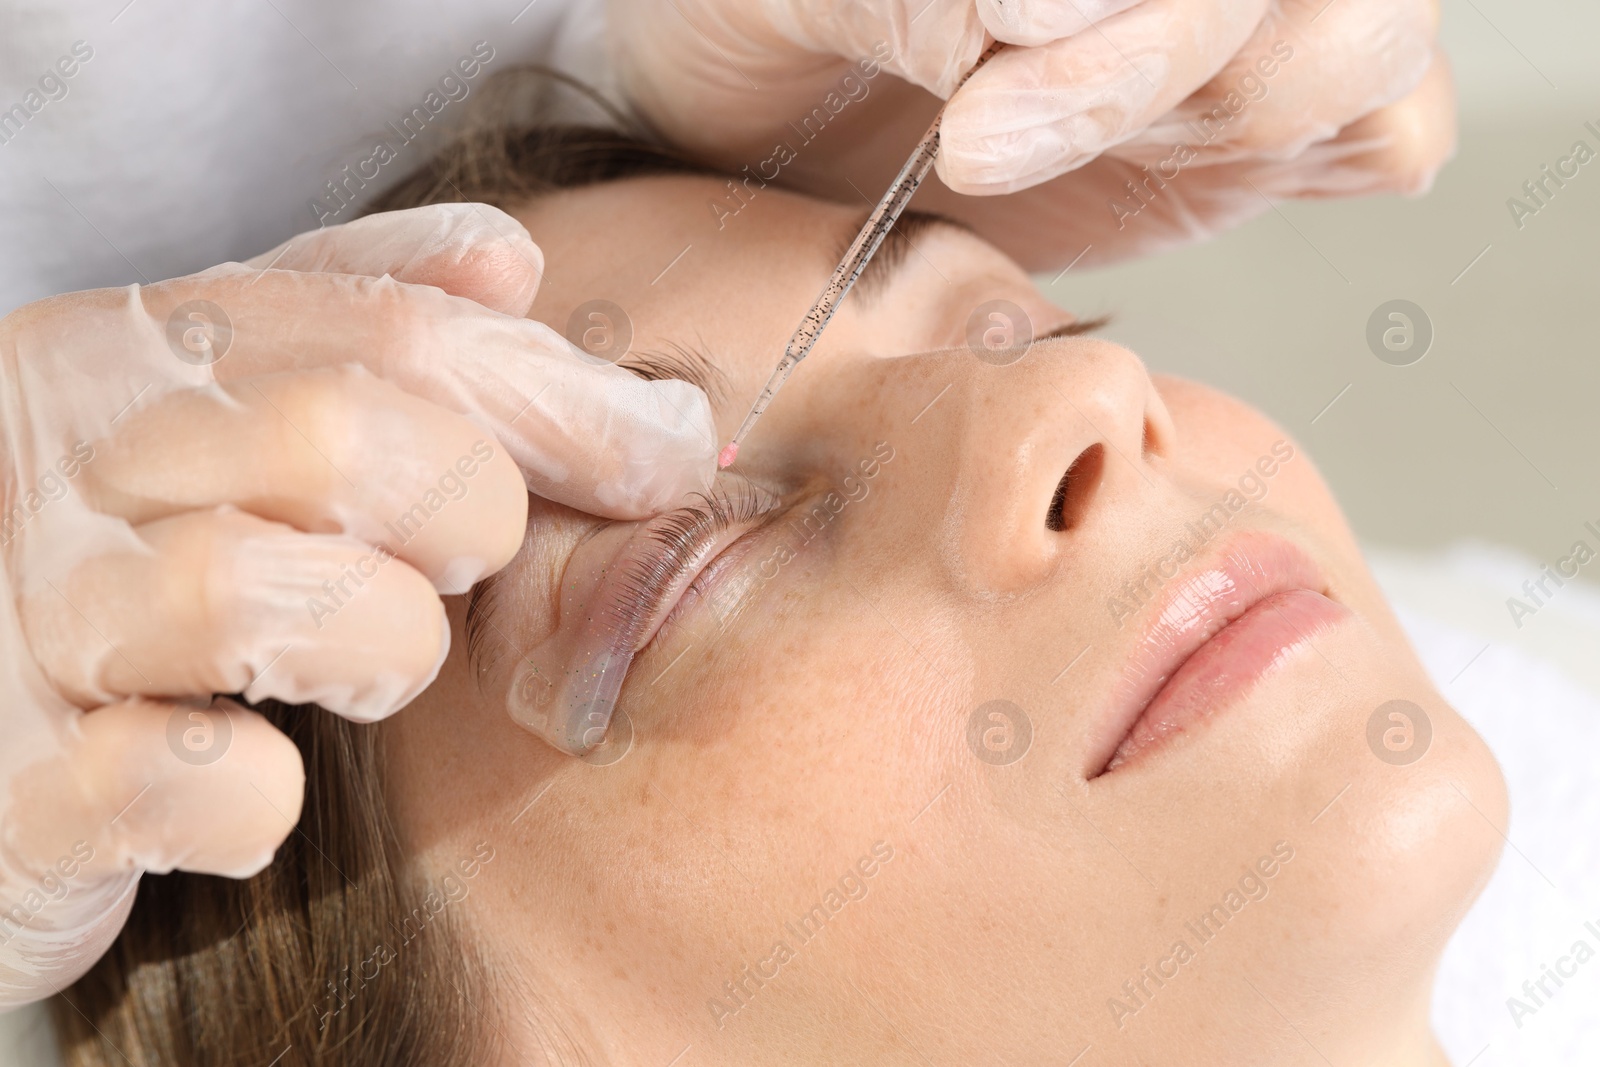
[1088,531,1349,778]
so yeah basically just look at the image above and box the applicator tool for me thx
[718,41,1005,469]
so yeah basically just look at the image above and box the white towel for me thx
[1371,544,1600,1065]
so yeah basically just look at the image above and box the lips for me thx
[1088,530,1351,778]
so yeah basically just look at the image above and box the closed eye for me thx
[599,478,781,652]
[1037,316,1110,342]
[466,345,732,681]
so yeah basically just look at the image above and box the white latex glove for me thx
[610,0,1450,268]
[0,203,715,1007]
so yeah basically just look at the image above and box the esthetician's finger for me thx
[77,364,527,592]
[245,203,544,317]
[1249,49,1457,199]
[90,267,716,518]
[22,509,448,721]
[913,49,1453,270]
[1123,0,1437,167]
[974,0,1147,48]
[6,698,306,881]
[938,0,1273,194]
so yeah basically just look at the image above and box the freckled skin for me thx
[386,176,1506,1067]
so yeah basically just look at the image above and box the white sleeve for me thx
[0,0,616,316]
[548,0,627,117]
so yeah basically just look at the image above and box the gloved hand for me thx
[0,203,715,1006]
[609,0,1450,267]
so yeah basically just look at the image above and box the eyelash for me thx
[599,478,777,650]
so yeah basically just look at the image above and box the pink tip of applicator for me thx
[717,442,740,469]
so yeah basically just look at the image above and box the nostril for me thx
[1141,417,1159,458]
[1045,443,1104,532]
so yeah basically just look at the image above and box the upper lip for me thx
[1085,529,1332,778]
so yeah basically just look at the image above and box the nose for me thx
[944,339,1175,594]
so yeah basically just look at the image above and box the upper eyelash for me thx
[464,479,774,687]
[600,477,776,641]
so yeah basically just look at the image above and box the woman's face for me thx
[389,176,1505,1065]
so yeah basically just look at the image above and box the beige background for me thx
[1043,0,1600,567]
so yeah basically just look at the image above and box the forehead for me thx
[518,175,856,348]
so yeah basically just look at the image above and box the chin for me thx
[1267,685,1507,1061]
[1354,691,1508,954]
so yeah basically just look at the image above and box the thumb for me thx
[0,698,303,1004]
[9,698,305,882]
[245,202,545,317]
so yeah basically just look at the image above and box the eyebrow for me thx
[842,209,979,304]
[616,340,730,407]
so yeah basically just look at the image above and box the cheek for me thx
[631,547,976,801]
[1154,374,1366,584]
[540,568,980,985]
[1154,375,1291,477]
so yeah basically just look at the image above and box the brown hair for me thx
[51,70,706,1067]
[367,67,713,215]
[52,702,500,1066]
